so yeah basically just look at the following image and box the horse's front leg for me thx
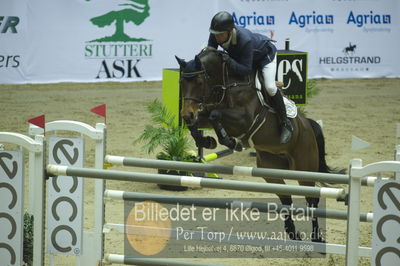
[208,109,243,151]
[188,125,217,149]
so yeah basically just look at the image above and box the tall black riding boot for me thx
[271,90,293,144]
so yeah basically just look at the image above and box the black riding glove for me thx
[221,53,230,66]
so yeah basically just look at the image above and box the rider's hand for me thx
[221,53,230,65]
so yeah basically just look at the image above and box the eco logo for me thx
[84,0,153,79]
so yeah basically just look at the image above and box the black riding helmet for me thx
[209,11,235,34]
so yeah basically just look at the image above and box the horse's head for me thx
[176,48,225,126]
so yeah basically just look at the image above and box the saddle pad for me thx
[283,97,297,118]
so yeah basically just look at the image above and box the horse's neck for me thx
[226,72,253,85]
[225,70,261,109]
[228,82,261,114]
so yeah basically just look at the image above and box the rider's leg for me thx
[262,55,293,144]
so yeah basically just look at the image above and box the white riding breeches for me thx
[261,54,277,96]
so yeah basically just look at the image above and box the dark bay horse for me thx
[176,47,342,242]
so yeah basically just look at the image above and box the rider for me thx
[208,11,293,144]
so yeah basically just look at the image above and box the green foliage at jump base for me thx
[134,99,196,162]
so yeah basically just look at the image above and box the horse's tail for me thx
[307,118,346,175]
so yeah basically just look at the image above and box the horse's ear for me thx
[175,56,187,69]
[194,55,202,70]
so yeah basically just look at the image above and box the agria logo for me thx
[288,11,334,28]
[347,11,391,27]
[232,12,275,28]
[84,0,152,79]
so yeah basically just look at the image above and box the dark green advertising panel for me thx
[276,50,308,105]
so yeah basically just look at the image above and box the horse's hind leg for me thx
[297,177,325,242]
[291,122,325,243]
[256,150,302,240]
[304,197,325,242]
[297,178,324,242]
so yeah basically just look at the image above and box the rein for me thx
[181,52,251,112]
[181,58,229,112]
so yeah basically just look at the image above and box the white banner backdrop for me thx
[0,0,399,84]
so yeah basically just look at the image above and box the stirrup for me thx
[280,120,293,144]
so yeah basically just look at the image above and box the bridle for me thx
[181,53,229,112]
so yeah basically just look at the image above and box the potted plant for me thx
[134,99,198,191]
[23,212,34,266]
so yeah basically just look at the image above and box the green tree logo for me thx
[89,0,150,42]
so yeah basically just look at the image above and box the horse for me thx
[175,47,343,242]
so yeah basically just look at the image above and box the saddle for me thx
[254,69,297,119]
[236,70,297,148]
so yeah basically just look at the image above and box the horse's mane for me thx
[198,46,223,59]
[181,47,222,77]
[196,46,254,85]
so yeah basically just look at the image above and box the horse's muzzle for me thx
[182,112,196,126]
[181,101,200,126]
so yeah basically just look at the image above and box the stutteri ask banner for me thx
[1,0,399,84]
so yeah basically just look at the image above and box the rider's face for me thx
[215,31,230,45]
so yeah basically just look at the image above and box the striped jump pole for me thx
[105,155,380,186]
[105,190,373,222]
[47,165,346,199]
[203,149,234,162]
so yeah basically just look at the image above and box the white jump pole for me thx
[105,155,380,186]
[46,165,346,200]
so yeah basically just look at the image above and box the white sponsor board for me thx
[48,137,84,255]
[372,180,400,266]
[1,0,399,84]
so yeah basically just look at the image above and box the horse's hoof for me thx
[195,136,217,149]
[312,237,326,243]
[205,136,217,149]
[234,140,244,152]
